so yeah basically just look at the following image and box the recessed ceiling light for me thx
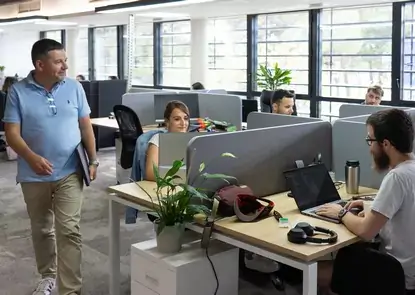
[0,16,48,26]
[134,12,188,18]
[35,21,77,26]
[96,0,215,14]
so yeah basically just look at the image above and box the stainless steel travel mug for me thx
[345,160,360,194]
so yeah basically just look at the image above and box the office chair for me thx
[113,105,144,169]
[331,244,406,295]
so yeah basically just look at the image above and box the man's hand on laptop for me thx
[316,203,343,219]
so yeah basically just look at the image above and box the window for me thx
[256,12,309,94]
[161,21,191,87]
[320,5,392,101]
[131,23,153,85]
[296,99,310,117]
[94,27,118,80]
[320,101,344,122]
[403,3,415,101]
[76,29,89,80]
[207,16,247,91]
[44,30,62,43]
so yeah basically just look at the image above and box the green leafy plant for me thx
[137,153,236,235]
[0,66,5,72]
[256,62,292,90]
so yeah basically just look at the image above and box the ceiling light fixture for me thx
[0,15,48,26]
[95,0,215,14]
[35,21,78,26]
[134,12,188,18]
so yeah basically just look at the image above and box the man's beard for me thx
[373,148,390,172]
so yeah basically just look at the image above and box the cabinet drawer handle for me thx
[145,274,159,286]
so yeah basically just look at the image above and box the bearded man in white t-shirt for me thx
[317,108,415,294]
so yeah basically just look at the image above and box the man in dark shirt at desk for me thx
[271,89,295,115]
[317,109,415,294]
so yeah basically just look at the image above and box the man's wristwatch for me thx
[338,208,348,222]
[89,159,100,167]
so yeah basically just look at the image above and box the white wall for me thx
[0,30,39,77]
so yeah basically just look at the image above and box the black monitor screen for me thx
[242,99,258,123]
[154,93,200,122]
[283,164,340,211]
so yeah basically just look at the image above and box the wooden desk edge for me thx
[107,184,360,262]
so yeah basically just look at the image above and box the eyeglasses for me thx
[46,95,57,116]
[365,135,377,146]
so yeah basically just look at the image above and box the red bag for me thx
[215,185,254,217]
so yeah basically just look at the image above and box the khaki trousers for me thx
[21,172,84,295]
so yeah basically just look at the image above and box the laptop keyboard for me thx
[310,200,347,214]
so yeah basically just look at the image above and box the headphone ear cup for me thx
[287,228,308,244]
[295,222,314,236]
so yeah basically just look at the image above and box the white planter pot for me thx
[155,221,185,253]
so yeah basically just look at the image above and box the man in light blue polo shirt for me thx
[2,39,98,295]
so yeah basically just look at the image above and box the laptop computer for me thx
[283,163,347,223]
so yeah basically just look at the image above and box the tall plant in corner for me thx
[256,62,292,112]
[136,153,236,254]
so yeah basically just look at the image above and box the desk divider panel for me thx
[339,104,408,118]
[159,133,204,166]
[247,112,321,129]
[336,114,370,123]
[128,87,171,93]
[186,121,332,197]
[122,93,157,126]
[332,120,385,189]
[198,93,242,130]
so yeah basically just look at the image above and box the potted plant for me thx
[137,153,236,253]
[256,62,292,111]
[0,66,5,79]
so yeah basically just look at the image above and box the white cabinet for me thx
[131,233,239,295]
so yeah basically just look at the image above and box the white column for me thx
[190,18,209,86]
[65,28,79,79]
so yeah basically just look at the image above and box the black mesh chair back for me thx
[113,105,144,169]
[331,244,406,295]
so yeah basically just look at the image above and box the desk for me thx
[107,181,377,295]
[91,117,161,133]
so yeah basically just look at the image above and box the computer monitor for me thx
[242,99,258,122]
[154,93,200,123]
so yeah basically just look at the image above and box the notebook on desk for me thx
[76,142,91,186]
[283,164,346,224]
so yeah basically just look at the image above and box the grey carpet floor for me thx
[0,149,300,295]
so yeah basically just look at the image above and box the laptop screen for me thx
[283,164,341,211]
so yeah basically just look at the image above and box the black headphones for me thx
[287,222,338,244]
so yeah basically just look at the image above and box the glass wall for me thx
[403,3,415,101]
[44,30,62,43]
[207,16,247,91]
[120,3,415,119]
[131,22,154,85]
[319,5,393,121]
[256,12,310,94]
[94,27,118,80]
[161,21,191,87]
[76,28,89,80]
